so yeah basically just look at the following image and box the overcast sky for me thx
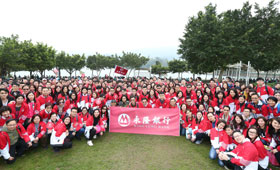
[0,0,269,59]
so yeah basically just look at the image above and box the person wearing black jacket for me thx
[0,88,14,108]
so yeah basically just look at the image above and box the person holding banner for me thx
[85,109,105,146]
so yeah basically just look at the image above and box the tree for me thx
[86,53,107,77]
[151,61,169,77]
[168,59,187,78]
[64,54,85,77]
[120,52,149,77]
[34,43,56,77]
[105,55,120,76]
[0,35,23,76]
[245,1,280,77]
[55,51,67,78]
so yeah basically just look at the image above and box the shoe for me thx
[195,139,203,144]
[93,135,97,139]
[87,140,93,146]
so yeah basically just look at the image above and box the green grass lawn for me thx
[0,132,277,170]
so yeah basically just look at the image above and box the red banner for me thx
[114,65,128,75]
[109,107,180,136]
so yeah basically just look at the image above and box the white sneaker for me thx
[87,140,93,146]
[93,135,97,139]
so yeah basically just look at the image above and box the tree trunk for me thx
[75,71,76,77]
[205,73,207,80]
[109,68,112,77]
[212,71,215,79]
[138,69,140,77]
[274,71,276,80]
[218,68,224,82]
[127,69,133,78]
[265,71,268,79]
[178,72,180,79]
[58,68,61,78]
[30,71,32,77]
[193,73,195,79]
[39,71,43,78]
[257,70,260,78]
[91,70,94,77]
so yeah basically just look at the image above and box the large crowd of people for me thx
[0,75,279,169]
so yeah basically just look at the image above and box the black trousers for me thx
[52,136,72,151]
[275,151,280,164]
[222,160,243,170]
[6,138,27,164]
[88,128,96,140]
[195,132,208,141]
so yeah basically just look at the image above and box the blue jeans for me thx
[76,127,85,138]
[185,128,192,139]
[209,146,224,167]
[180,124,186,136]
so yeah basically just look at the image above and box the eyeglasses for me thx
[23,89,29,90]
[7,124,17,127]
[248,131,257,134]
[59,102,64,104]
[224,109,230,111]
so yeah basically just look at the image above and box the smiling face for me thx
[233,132,245,144]
[248,128,258,141]
[272,119,280,131]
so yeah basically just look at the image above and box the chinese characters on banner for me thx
[114,65,128,75]
[109,107,180,136]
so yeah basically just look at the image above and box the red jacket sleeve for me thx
[17,123,30,143]
[38,122,47,139]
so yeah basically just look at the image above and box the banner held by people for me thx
[109,107,180,136]
[114,65,128,76]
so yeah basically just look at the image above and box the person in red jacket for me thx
[268,117,280,164]
[0,106,15,131]
[100,105,109,129]
[27,114,47,148]
[212,91,226,117]
[105,87,119,105]
[256,77,274,102]
[232,114,248,136]
[242,108,256,128]
[186,98,198,115]
[8,94,29,126]
[167,98,177,109]
[79,107,90,126]
[185,84,197,101]
[235,95,248,115]
[92,94,106,109]
[247,93,268,118]
[219,130,259,170]
[139,86,149,102]
[36,87,53,111]
[209,119,228,167]
[191,111,212,144]
[155,92,169,108]
[69,107,84,140]
[246,126,269,170]
[138,98,152,108]
[225,89,239,115]
[267,96,280,118]
[39,102,53,123]
[64,92,78,112]
[1,119,32,159]
[50,116,72,152]
[219,106,232,125]
[254,117,271,145]
[85,109,105,146]
[52,98,69,119]
[0,131,14,164]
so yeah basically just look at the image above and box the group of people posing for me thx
[0,76,279,169]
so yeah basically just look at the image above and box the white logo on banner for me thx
[118,114,131,127]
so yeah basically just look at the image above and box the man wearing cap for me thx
[256,77,274,102]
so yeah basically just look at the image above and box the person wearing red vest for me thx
[209,119,228,167]
[8,95,29,126]
[77,87,92,109]
[219,131,259,170]
[79,107,91,126]
[0,131,14,164]
[246,126,269,170]
[36,87,53,111]
[191,111,212,144]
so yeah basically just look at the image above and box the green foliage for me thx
[152,61,169,77]
[64,54,86,77]
[120,52,149,76]
[0,35,23,76]
[168,59,187,73]
[178,0,280,80]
